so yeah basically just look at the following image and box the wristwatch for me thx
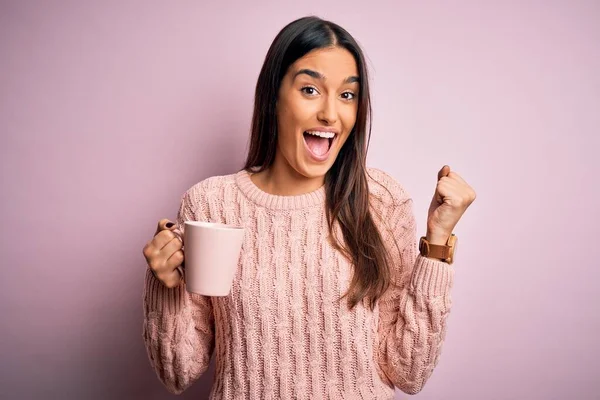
[419,234,458,265]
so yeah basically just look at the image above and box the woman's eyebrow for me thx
[293,68,360,84]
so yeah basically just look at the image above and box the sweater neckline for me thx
[235,169,326,210]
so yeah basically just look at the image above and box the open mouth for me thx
[303,130,337,160]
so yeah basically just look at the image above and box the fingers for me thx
[443,169,476,199]
[439,166,469,187]
[143,228,182,267]
[166,249,185,270]
[155,218,177,235]
[438,165,450,181]
[152,228,181,250]
[439,167,469,190]
[143,218,185,288]
[157,218,183,244]
[144,244,183,285]
[163,235,183,255]
[144,235,182,267]
[171,227,184,244]
[448,170,468,186]
[153,263,183,288]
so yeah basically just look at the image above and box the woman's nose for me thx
[317,96,338,125]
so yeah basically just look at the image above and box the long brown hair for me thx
[244,16,391,311]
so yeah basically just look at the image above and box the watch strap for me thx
[419,236,451,259]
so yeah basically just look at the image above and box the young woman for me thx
[142,16,476,399]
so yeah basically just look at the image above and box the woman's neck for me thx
[250,157,325,196]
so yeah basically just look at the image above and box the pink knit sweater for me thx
[143,168,454,399]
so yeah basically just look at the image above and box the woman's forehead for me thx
[291,47,359,81]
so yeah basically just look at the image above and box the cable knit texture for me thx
[142,167,455,399]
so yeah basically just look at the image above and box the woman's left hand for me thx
[426,165,476,243]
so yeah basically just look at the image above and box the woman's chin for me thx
[295,158,334,179]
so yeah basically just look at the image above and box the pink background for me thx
[1,1,598,399]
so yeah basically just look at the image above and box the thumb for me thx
[437,165,451,181]
[155,218,177,235]
[432,165,450,205]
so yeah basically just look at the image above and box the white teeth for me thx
[305,130,336,139]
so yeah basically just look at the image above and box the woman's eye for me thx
[300,86,355,100]
[301,86,318,96]
[341,92,356,100]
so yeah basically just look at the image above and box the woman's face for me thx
[275,46,359,180]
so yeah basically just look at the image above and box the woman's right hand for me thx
[143,219,184,288]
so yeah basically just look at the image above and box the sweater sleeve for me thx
[371,171,455,395]
[142,186,216,395]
